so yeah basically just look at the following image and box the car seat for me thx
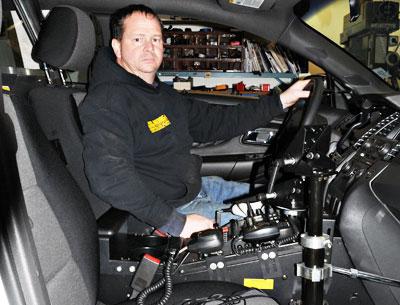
[28,5,152,235]
[29,5,110,219]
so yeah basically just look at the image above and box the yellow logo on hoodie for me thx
[147,114,171,133]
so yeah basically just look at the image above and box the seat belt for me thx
[129,254,161,299]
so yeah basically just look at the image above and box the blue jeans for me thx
[177,176,250,225]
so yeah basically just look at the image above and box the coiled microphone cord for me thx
[137,250,175,305]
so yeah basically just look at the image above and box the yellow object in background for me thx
[2,85,11,91]
[243,278,274,290]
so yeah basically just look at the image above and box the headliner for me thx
[34,0,302,42]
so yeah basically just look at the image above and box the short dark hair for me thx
[110,4,163,40]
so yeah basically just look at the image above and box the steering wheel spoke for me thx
[268,77,328,169]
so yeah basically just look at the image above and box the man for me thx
[79,4,310,238]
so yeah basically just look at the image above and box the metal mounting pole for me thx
[296,170,332,305]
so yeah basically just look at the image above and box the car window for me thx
[303,0,400,90]
[0,10,50,74]
[0,10,25,68]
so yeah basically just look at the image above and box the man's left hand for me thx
[279,79,311,109]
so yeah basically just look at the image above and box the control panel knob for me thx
[378,143,392,156]
[363,138,374,150]
[341,161,353,174]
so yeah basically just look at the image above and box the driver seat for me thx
[29,5,153,234]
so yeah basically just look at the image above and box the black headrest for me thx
[32,6,95,71]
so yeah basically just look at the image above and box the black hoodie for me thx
[79,47,284,235]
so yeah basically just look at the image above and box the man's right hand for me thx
[180,214,214,238]
[279,79,311,109]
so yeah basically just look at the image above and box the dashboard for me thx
[327,104,400,305]
[326,110,400,217]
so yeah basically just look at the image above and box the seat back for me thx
[340,170,400,304]
[29,86,111,218]
[30,5,111,218]
[1,87,98,305]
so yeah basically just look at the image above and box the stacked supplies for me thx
[243,39,301,74]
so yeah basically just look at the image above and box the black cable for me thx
[219,293,279,305]
[136,251,175,305]
[267,160,281,193]
[181,292,277,304]
[277,216,299,245]
[172,251,190,275]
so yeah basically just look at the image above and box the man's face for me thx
[111,12,164,84]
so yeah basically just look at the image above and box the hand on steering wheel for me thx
[270,76,326,162]
[280,79,312,109]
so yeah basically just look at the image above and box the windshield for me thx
[303,0,400,90]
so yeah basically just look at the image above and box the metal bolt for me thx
[180,270,185,274]
[306,152,314,159]
[269,252,277,259]
[282,274,288,280]
[261,253,269,260]
[116,266,122,272]
[217,262,224,269]
[129,266,136,273]
[210,263,217,270]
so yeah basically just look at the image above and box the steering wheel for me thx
[270,76,326,162]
